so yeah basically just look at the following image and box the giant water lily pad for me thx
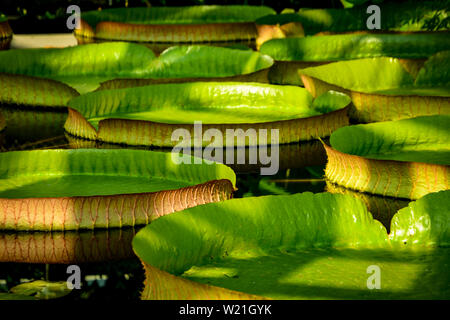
[260,33,449,85]
[65,84,350,147]
[0,293,38,300]
[0,42,155,94]
[300,54,450,96]
[10,280,72,300]
[133,190,450,299]
[0,43,274,94]
[325,115,450,199]
[65,135,326,175]
[75,5,275,45]
[260,33,450,62]
[0,73,79,108]
[256,2,449,85]
[299,53,450,122]
[0,149,235,231]
[97,45,273,90]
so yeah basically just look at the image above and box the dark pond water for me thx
[0,107,407,300]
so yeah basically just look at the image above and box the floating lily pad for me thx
[133,190,450,299]
[0,292,38,300]
[65,85,350,147]
[261,33,449,63]
[0,42,157,94]
[325,115,450,199]
[0,43,274,94]
[97,45,274,90]
[299,54,450,122]
[65,135,326,174]
[300,54,450,96]
[75,5,275,44]
[0,73,79,107]
[261,33,449,85]
[10,280,72,300]
[0,149,235,231]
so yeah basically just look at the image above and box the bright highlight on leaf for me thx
[133,191,450,299]
[260,33,450,62]
[299,53,450,122]
[0,149,236,231]
[0,43,274,94]
[326,115,450,199]
[65,84,350,147]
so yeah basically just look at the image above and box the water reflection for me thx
[0,227,144,299]
[0,107,67,151]
[0,228,140,264]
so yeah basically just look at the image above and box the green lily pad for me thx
[260,33,450,62]
[65,84,350,146]
[80,5,275,27]
[0,293,38,300]
[137,45,273,79]
[0,42,155,94]
[299,54,450,96]
[10,280,72,300]
[133,190,450,299]
[97,45,274,90]
[0,43,273,94]
[415,50,450,88]
[76,6,275,44]
[0,149,235,231]
[325,115,450,199]
[326,181,410,232]
[0,73,79,107]
[299,53,450,122]
[330,115,450,165]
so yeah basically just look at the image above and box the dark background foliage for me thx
[1,0,345,19]
[2,0,415,19]
[0,0,420,33]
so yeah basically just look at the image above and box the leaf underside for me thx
[0,149,236,230]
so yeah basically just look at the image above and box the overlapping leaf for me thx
[133,191,450,299]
